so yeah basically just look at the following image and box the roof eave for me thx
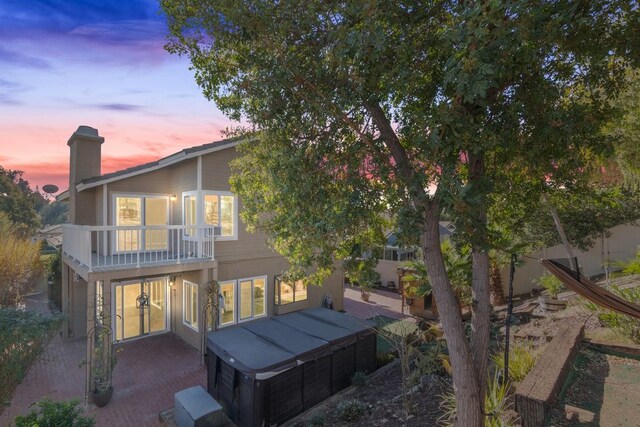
[76,139,242,192]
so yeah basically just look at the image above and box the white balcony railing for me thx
[62,224,217,272]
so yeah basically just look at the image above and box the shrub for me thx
[376,352,395,367]
[614,249,640,276]
[0,308,64,407]
[484,373,514,427]
[15,399,94,427]
[305,413,325,427]
[492,340,538,383]
[336,399,367,422]
[584,285,640,343]
[0,213,43,306]
[439,374,514,427]
[534,272,564,298]
[410,341,447,385]
[351,371,367,387]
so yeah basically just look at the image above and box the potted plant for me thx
[403,285,417,306]
[536,272,566,311]
[344,256,380,302]
[90,326,116,407]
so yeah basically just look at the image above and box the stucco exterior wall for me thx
[501,221,640,295]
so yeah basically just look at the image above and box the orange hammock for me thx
[541,259,640,320]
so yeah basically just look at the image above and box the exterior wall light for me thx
[170,195,177,202]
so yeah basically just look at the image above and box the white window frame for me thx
[218,275,267,328]
[203,190,238,241]
[218,279,237,328]
[182,191,199,240]
[183,280,199,331]
[112,192,170,253]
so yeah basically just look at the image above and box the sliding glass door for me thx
[115,195,169,252]
[114,278,168,341]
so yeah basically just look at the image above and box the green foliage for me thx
[162,1,640,420]
[351,371,367,388]
[15,399,95,427]
[584,285,640,343]
[39,201,69,226]
[0,212,44,307]
[439,374,513,427]
[335,399,367,422]
[492,341,538,383]
[376,352,395,367]
[614,249,640,276]
[604,70,640,189]
[44,250,63,310]
[402,240,472,305]
[484,373,514,427]
[535,273,565,299]
[504,186,640,252]
[90,326,116,393]
[305,413,326,427]
[344,256,381,294]
[0,166,41,235]
[0,308,64,408]
[410,341,448,385]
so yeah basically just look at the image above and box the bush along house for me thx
[58,126,345,404]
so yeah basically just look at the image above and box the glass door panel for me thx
[122,283,142,340]
[116,197,142,252]
[144,198,168,250]
[114,280,167,341]
[148,279,166,333]
[115,286,123,341]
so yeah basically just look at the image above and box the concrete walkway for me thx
[1,293,205,427]
[343,285,408,320]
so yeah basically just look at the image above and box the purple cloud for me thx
[0,46,51,69]
[94,103,145,112]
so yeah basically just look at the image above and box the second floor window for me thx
[182,191,237,240]
[204,192,235,237]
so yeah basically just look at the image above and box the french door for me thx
[114,278,168,341]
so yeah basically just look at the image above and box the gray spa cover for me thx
[207,308,372,378]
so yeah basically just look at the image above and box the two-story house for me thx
[59,126,344,353]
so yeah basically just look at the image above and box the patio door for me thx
[114,195,169,252]
[114,278,168,341]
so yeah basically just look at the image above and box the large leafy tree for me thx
[163,1,639,424]
[0,167,41,235]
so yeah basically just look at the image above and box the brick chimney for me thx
[68,126,103,224]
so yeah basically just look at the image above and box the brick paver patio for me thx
[1,294,206,427]
[343,285,408,320]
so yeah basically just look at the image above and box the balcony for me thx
[62,224,218,274]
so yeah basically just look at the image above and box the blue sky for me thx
[0,0,233,191]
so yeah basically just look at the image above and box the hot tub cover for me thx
[207,308,373,379]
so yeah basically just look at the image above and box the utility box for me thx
[174,386,223,427]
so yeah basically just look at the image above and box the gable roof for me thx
[75,136,243,192]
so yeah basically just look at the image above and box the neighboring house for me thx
[59,126,343,352]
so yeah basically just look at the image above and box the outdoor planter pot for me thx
[91,385,113,408]
[539,295,567,311]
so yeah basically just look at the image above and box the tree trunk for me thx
[489,261,507,305]
[422,206,482,427]
[542,193,577,271]
[467,152,491,401]
[470,249,490,402]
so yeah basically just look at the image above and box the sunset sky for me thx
[0,0,235,193]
